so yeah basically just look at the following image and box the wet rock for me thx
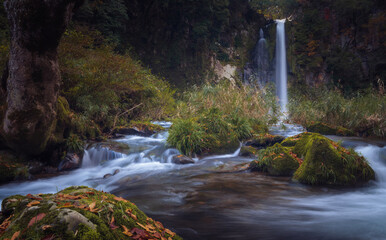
[172,155,195,164]
[239,146,258,157]
[114,122,165,137]
[0,186,182,240]
[58,208,96,232]
[103,169,120,179]
[245,134,285,149]
[58,153,81,171]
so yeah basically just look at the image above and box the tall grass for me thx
[288,87,385,137]
[168,82,280,155]
[175,81,280,127]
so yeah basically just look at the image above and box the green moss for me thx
[306,121,355,136]
[292,133,375,185]
[240,146,258,157]
[76,223,101,240]
[249,143,300,176]
[0,186,183,240]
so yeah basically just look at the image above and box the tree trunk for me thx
[2,0,82,155]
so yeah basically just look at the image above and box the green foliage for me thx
[65,134,84,153]
[167,118,210,156]
[288,87,386,138]
[59,26,176,132]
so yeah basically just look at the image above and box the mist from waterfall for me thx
[275,19,288,113]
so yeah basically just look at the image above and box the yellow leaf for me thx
[165,228,175,237]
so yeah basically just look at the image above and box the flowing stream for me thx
[0,122,385,240]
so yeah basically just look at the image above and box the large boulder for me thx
[292,133,374,185]
[250,133,375,186]
[0,186,182,240]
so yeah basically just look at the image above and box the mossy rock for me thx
[249,143,300,176]
[0,186,183,240]
[306,122,355,136]
[292,133,375,185]
[0,151,29,184]
[281,132,311,147]
[239,146,258,157]
[245,134,285,149]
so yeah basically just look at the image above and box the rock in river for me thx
[0,186,182,240]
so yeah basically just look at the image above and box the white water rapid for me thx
[0,123,384,239]
[275,19,288,114]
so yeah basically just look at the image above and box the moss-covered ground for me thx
[0,186,182,240]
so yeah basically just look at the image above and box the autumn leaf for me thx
[109,216,119,230]
[164,228,175,237]
[0,214,13,234]
[26,200,40,207]
[28,213,46,228]
[155,221,164,230]
[58,202,74,208]
[10,231,19,240]
[88,202,97,212]
[121,225,133,237]
[26,194,43,201]
[125,208,137,220]
[42,225,52,230]
[113,196,128,203]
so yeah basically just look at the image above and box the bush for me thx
[59,26,176,131]
[167,118,214,156]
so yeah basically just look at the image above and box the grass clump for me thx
[288,86,386,138]
[168,82,280,156]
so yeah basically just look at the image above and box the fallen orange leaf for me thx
[10,231,19,240]
[28,213,46,228]
[27,200,40,207]
[121,225,133,237]
[113,196,128,203]
[109,216,119,230]
[165,228,175,237]
[42,225,52,230]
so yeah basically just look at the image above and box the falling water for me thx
[275,19,288,113]
[253,28,270,88]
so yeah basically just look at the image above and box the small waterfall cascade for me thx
[275,19,288,114]
[253,28,270,88]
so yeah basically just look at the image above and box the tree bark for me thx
[2,0,82,155]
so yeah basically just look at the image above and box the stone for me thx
[58,209,96,232]
[58,153,81,171]
[172,155,195,164]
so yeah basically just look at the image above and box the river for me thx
[0,122,385,240]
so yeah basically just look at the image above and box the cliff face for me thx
[75,0,266,87]
[285,0,386,93]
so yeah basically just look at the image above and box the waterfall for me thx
[254,28,270,88]
[275,19,288,113]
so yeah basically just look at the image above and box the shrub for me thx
[59,26,176,131]
[167,118,214,156]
